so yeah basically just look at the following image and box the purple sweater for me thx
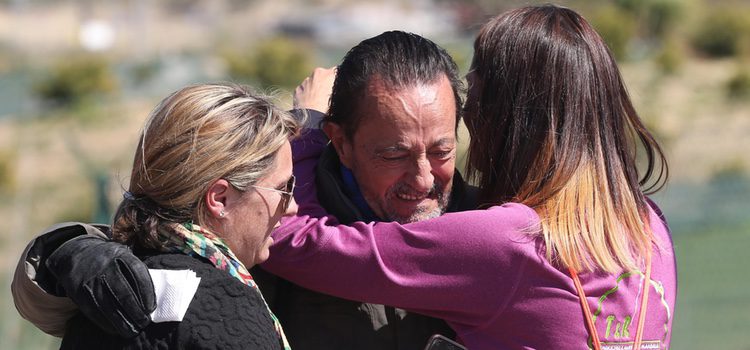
[263,130,677,350]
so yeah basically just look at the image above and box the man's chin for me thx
[388,205,444,224]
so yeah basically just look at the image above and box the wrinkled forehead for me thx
[350,75,457,136]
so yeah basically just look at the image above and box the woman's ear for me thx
[205,179,231,219]
[323,122,354,168]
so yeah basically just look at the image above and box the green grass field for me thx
[670,223,750,349]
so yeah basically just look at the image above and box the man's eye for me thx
[430,150,454,159]
[380,152,409,161]
[382,155,408,161]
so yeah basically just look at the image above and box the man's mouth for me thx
[378,182,450,223]
[391,182,443,202]
[396,191,431,201]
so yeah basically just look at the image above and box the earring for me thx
[220,210,225,217]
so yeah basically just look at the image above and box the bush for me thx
[590,5,637,61]
[224,37,314,90]
[655,38,683,75]
[33,55,118,108]
[692,8,750,58]
[726,68,750,100]
[0,149,15,192]
[643,0,682,40]
[615,0,682,40]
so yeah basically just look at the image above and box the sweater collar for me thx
[338,165,379,222]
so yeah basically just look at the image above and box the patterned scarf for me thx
[157,222,291,350]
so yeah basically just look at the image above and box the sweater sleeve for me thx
[264,129,540,327]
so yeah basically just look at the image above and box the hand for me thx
[294,66,337,113]
[45,235,156,338]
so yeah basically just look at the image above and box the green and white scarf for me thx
[158,222,291,350]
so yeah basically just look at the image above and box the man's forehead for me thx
[371,136,456,151]
[350,75,456,131]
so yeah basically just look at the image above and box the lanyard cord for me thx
[569,250,652,350]
[633,250,652,349]
[569,267,603,350]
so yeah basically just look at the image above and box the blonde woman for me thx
[13,83,299,349]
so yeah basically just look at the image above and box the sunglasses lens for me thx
[282,175,295,212]
[287,175,296,193]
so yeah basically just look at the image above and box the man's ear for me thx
[205,179,231,219]
[323,122,354,168]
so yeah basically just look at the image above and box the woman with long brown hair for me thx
[264,5,676,349]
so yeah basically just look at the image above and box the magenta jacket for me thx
[263,130,677,349]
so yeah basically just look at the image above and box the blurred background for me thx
[0,0,748,349]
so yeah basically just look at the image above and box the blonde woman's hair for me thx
[112,83,300,248]
[467,5,668,273]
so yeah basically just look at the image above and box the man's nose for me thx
[408,155,435,192]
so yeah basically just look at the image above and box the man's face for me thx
[331,74,457,223]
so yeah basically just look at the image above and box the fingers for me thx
[119,256,156,313]
[100,260,151,336]
[294,66,337,113]
[79,280,133,337]
[77,257,150,337]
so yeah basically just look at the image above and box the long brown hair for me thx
[466,5,668,272]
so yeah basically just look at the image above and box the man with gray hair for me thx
[259,30,475,349]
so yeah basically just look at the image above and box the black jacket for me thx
[63,252,283,350]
